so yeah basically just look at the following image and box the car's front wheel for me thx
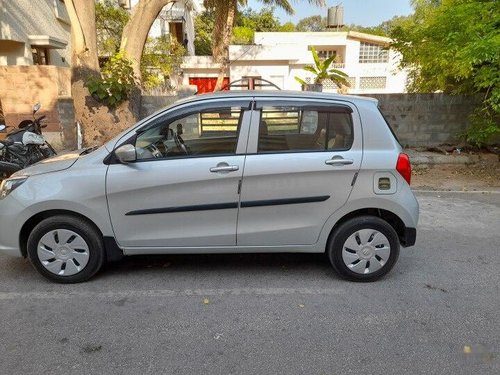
[27,215,105,283]
[327,216,400,282]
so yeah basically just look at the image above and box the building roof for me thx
[253,31,392,46]
[346,31,391,46]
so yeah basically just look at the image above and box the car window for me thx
[258,106,353,153]
[135,107,243,160]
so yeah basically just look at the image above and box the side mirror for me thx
[115,144,137,163]
[33,103,41,114]
[0,125,6,132]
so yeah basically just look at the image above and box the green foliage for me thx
[295,47,350,88]
[236,7,281,31]
[232,26,254,44]
[141,36,186,90]
[342,16,410,37]
[342,24,388,37]
[390,0,500,146]
[293,14,408,36]
[96,0,183,90]
[86,52,135,107]
[194,11,215,55]
[194,7,287,53]
[296,15,325,32]
[232,7,284,44]
[95,0,129,57]
[461,108,500,147]
[294,76,307,86]
[279,22,296,32]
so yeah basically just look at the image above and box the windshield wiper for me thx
[80,146,98,155]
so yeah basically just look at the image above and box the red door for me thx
[189,77,230,94]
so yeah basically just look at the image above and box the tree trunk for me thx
[212,0,237,91]
[66,0,139,148]
[66,0,100,80]
[120,0,174,82]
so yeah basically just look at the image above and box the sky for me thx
[245,0,414,26]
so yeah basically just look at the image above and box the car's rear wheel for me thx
[327,216,400,282]
[27,215,105,283]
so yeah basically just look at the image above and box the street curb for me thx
[414,189,500,194]
[405,150,488,166]
[411,155,476,165]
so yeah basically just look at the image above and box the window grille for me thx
[358,42,388,63]
[359,77,387,89]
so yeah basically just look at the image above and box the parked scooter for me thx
[0,103,57,178]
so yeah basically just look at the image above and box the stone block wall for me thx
[363,93,478,147]
[140,96,179,119]
[3,82,478,149]
[140,87,197,119]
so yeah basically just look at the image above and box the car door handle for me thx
[325,157,354,166]
[210,165,239,173]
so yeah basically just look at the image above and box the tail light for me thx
[396,153,412,185]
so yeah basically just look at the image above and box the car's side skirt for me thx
[121,244,325,255]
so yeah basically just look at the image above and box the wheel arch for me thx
[326,208,406,248]
[19,210,104,258]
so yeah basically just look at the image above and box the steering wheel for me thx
[146,143,162,158]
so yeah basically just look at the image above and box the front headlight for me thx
[0,176,28,199]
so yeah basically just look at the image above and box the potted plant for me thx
[295,47,350,92]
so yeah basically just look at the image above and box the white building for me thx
[0,0,71,66]
[182,31,407,94]
[129,0,202,56]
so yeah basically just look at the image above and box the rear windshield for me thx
[378,107,402,147]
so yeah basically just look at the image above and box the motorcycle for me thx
[0,103,57,178]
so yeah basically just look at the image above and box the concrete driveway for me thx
[0,191,499,374]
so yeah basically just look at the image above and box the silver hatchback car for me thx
[0,91,418,283]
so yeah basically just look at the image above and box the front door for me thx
[237,99,362,246]
[106,101,251,249]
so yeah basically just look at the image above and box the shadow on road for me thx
[103,252,331,276]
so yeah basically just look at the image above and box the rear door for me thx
[237,98,362,246]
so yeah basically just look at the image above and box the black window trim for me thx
[136,107,245,162]
[137,99,252,135]
[378,106,402,147]
[105,101,252,165]
[255,102,355,154]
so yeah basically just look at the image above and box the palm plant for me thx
[295,47,350,91]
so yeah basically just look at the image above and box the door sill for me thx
[122,244,321,255]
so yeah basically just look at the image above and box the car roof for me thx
[178,90,378,106]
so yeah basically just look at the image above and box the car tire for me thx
[27,215,105,283]
[327,216,400,282]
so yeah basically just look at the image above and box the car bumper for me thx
[0,195,26,257]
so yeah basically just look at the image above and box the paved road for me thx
[0,191,499,374]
